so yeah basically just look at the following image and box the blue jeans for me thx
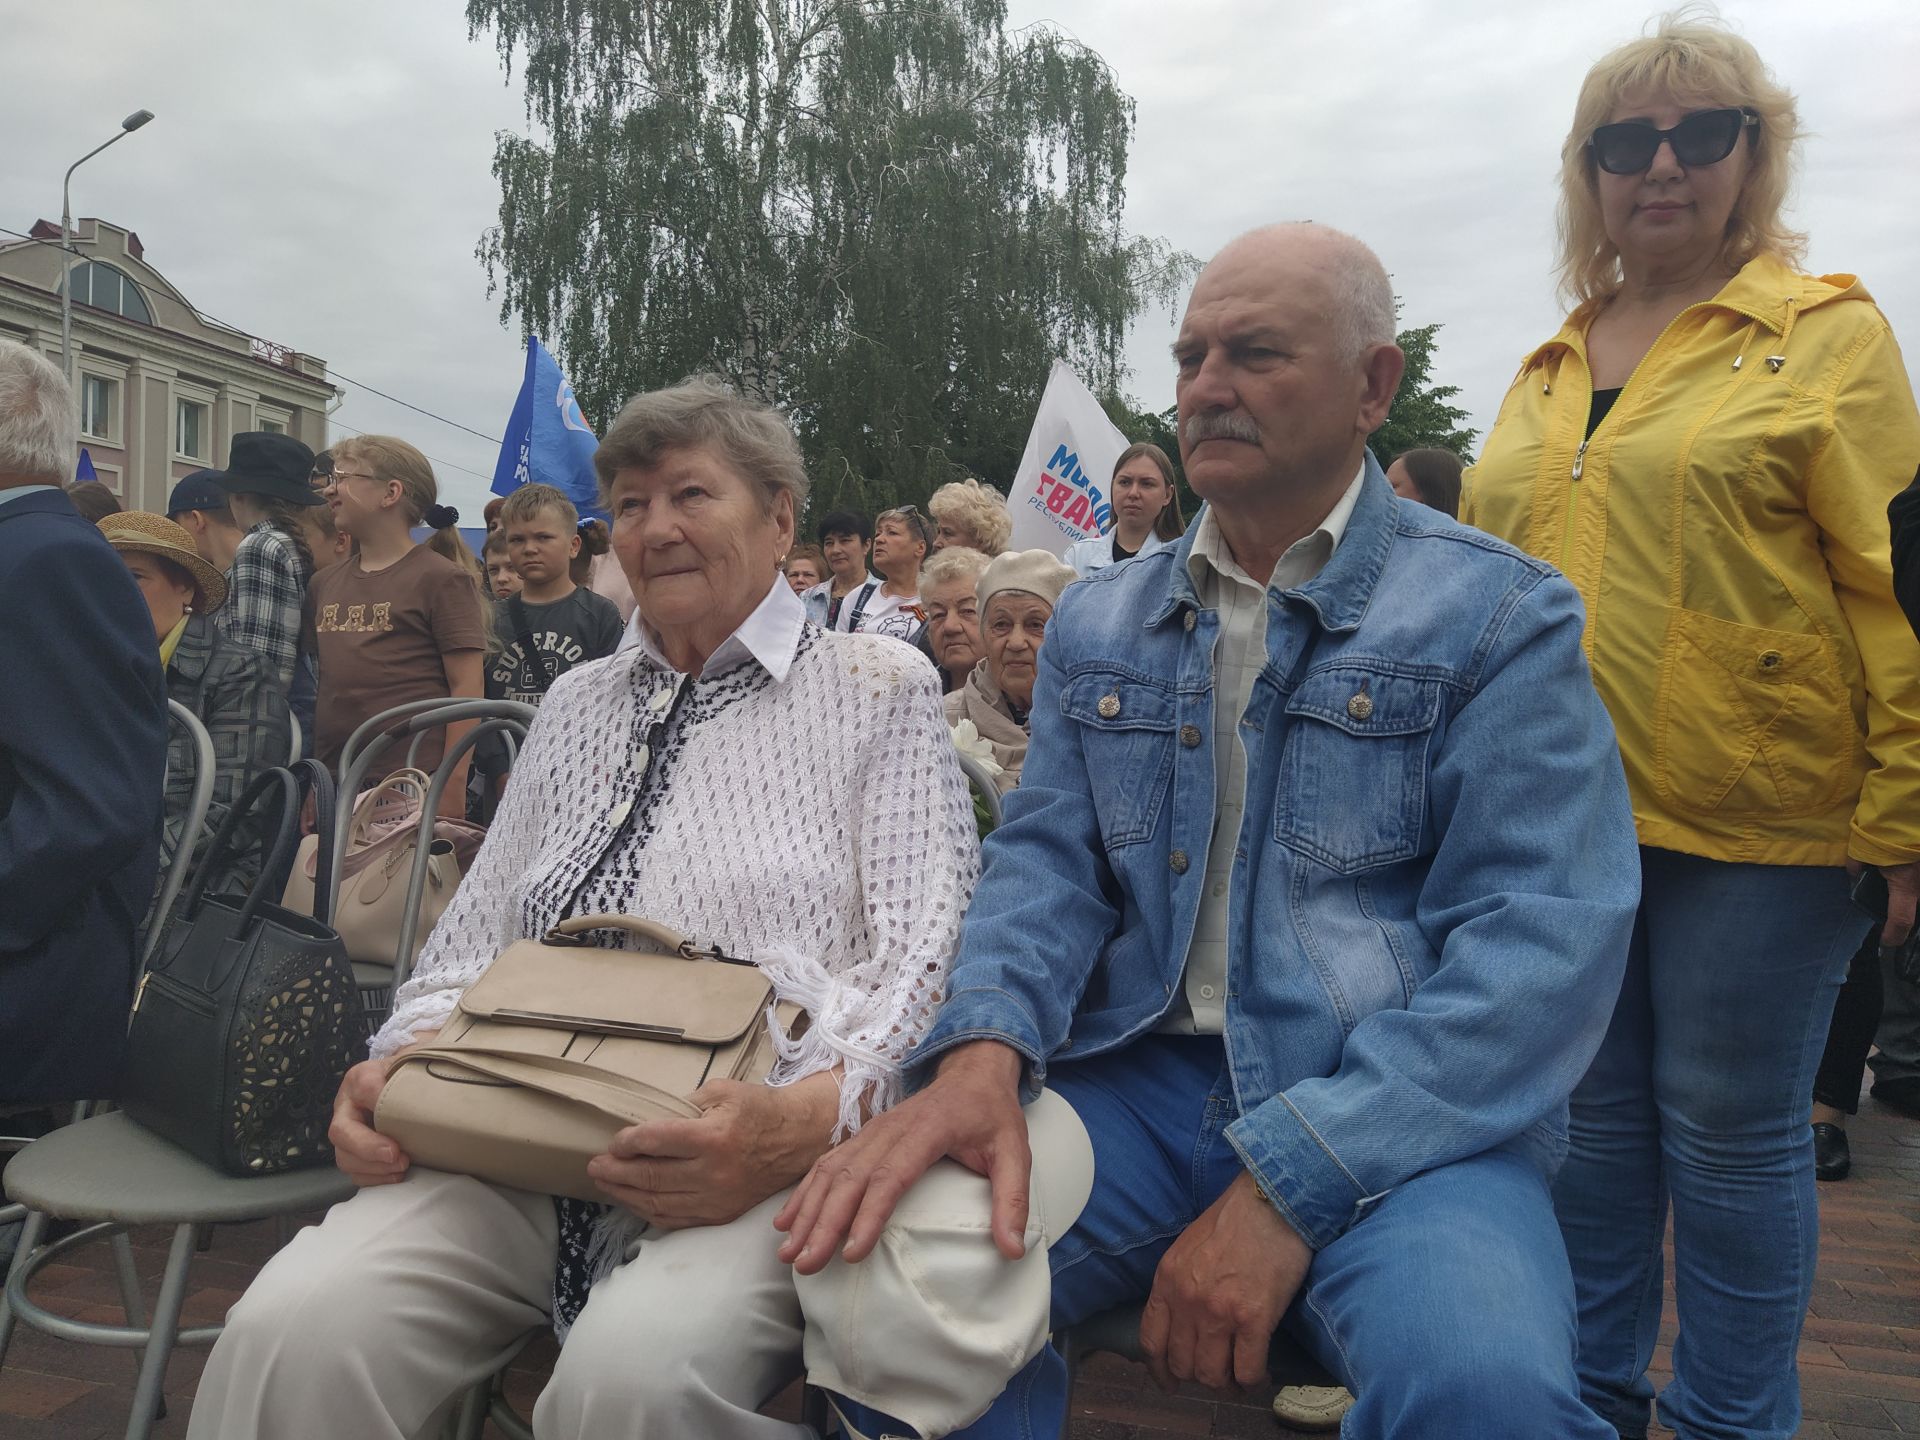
[841,1035,1611,1439]
[1552,848,1866,1439]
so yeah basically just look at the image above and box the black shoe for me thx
[1813,1122,1851,1181]
[1870,1076,1920,1119]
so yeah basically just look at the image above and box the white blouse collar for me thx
[616,573,808,682]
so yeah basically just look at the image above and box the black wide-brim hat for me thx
[212,431,324,507]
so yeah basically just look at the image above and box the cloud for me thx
[4,0,1912,506]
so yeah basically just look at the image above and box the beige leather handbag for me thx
[374,915,804,1201]
[283,770,483,971]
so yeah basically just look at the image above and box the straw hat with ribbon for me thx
[97,511,229,614]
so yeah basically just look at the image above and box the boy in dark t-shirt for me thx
[486,485,623,707]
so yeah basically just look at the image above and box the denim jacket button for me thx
[1180,724,1202,747]
[1184,610,1198,632]
[1346,692,1375,721]
[1097,693,1121,719]
[1169,849,1190,874]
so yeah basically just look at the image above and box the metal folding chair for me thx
[143,700,217,971]
[0,719,352,1440]
[328,699,535,1023]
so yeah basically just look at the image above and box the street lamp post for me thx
[59,108,154,385]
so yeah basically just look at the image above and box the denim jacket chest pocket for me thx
[1060,669,1180,848]
[1274,665,1445,873]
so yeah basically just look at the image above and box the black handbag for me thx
[120,759,365,1175]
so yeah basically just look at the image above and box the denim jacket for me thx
[909,457,1641,1251]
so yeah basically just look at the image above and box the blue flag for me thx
[489,338,604,520]
[75,447,98,483]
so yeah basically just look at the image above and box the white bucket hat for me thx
[795,1088,1094,1438]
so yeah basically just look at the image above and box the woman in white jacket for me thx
[1063,442,1186,577]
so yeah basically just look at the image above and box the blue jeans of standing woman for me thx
[1554,847,1868,1439]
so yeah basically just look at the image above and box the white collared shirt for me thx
[616,573,807,681]
[1163,464,1365,1034]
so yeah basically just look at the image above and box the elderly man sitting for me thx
[776,223,1641,1438]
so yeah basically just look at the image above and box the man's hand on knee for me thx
[1139,1171,1313,1392]
[775,1040,1028,1274]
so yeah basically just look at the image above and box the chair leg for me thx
[124,1223,196,1440]
[0,1208,49,1368]
[110,1230,152,1391]
[451,1379,489,1440]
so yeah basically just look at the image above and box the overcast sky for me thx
[4,0,1914,515]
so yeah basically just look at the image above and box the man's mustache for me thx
[1184,413,1262,446]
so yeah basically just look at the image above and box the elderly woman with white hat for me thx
[97,511,289,911]
[945,549,1078,793]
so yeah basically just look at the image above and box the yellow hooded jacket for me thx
[1464,254,1920,868]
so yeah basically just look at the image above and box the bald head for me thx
[1195,224,1397,363]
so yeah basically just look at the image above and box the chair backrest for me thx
[329,699,536,988]
[955,751,1004,832]
[143,700,216,972]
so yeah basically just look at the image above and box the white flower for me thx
[949,719,1004,776]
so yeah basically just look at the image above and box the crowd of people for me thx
[3,11,1919,1440]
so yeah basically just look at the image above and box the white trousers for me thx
[186,1167,815,1440]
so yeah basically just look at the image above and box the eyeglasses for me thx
[326,470,383,487]
[1589,107,1756,176]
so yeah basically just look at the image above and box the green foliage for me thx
[468,0,1191,520]
[1369,322,1478,464]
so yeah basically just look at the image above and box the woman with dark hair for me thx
[1064,442,1184,577]
[1385,447,1464,518]
[211,431,323,691]
[97,511,288,907]
[65,479,123,523]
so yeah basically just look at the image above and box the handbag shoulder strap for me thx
[506,594,555,695]
[178,767,301,937]
[290,758,337,926]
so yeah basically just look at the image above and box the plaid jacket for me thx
[160,613,291,908]
[219,523,308,689]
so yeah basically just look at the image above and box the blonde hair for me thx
[929,477,1012,556]
[1557,8,1804,306]
[499,483,579,530]
[331,433,475,574]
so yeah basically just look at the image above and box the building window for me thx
[176,398,209,461]
[258,416,285,435]
[60,262,154,326]
[80,374,118,440]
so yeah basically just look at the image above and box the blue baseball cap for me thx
[166,469,230,519]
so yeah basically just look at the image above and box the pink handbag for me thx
[282,769,486,971]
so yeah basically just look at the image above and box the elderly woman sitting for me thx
[97,511,288,914]
[189,377,983,1440]
[945,549,1077,793]
[929,476,1012,556]
[920,546,991,694]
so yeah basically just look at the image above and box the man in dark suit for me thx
[0,339,166,1103]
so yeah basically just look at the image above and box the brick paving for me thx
[4,1089,1918,1439]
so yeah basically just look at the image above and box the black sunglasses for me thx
[1589,107,1756,176]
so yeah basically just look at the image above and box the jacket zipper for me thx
[1557,298,1768,574]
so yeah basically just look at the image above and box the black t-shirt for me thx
[1587,387,1623,438]
[1891,466,1920,640]
[1111,536,1139,562]
[486,587,624,706]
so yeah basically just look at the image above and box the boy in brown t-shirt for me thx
[309,437,488,803]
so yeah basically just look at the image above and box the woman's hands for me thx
[589,1072,840,1229]
[329,1030,438,1186]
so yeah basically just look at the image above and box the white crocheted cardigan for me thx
[369,627,981,1136]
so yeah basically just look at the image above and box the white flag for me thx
[1005,360,1132,557]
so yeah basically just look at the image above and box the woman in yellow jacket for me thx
[1464,16,1920,1439]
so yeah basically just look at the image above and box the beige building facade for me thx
[0,218,334,513]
